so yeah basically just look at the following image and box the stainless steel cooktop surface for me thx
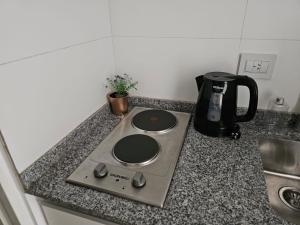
[67,107,191,207]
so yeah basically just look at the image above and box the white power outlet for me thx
[237,53,277,79]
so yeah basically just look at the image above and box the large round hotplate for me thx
[132,110,177,132]
[112,134,159,165]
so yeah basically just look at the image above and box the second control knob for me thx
[94,163,108,178]
[132,172,146,188]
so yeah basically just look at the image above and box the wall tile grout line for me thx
[3,35,298,68]
[107,0,118,74]
[111,35,300,42]
[0,36,112,67]
[238,0,249,50]
[235,0,249,74]
[241,37,300,42]
[112,35,240,40]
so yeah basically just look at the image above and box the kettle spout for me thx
[195,75,204,92]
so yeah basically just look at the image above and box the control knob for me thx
[94,163,108,178]
[132,172,146,188]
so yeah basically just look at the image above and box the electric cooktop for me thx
[67,107,191,207]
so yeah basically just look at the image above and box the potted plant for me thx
[106,74,138,115]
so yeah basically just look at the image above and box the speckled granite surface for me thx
[21,96,300,225]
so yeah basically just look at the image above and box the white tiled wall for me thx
[114,38,240,101]
[0,40,114,172]
[1,0,300,172]
[0,0,111,64]
[110,0,300,111]
[239,40,300,110]
[243,0,300,40]
[110,0,247,38]
[0,0,114,172]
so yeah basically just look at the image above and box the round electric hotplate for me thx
[112,134,159,165]
[132,109,177,132]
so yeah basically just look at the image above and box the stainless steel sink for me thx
[259,138,300,224]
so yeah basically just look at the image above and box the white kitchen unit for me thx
[41,201,118,225]
[0,132,37,225]
[0,185,20,225]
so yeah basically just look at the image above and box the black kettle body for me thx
[194,72,258,138]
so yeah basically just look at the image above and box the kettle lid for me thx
[204,72,236,82]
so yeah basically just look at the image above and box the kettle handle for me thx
[195,75,204,91]
[236,76,258,122]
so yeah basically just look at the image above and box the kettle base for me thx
[194,122,241,140]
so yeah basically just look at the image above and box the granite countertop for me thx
[21,97,300,225]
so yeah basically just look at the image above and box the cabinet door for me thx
[42,203,117,225]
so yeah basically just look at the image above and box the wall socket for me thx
[237,53,277,80]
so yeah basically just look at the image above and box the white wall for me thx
[0,0,111,64]
[0,0,115,172]
[110,0,300,111]
[1,0,300,173]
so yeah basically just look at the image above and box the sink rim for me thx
[258,137,300,177]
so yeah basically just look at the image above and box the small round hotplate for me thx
[113,134,159,165]
[132,110,177,132]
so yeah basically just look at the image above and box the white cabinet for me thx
[41,202,118,225]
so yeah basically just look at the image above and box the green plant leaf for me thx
[106,74,138,96]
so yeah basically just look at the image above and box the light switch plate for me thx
[237,53,277,80]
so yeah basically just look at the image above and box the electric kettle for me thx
[194,72,258,139]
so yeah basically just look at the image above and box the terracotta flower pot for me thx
[107,92,128,115]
